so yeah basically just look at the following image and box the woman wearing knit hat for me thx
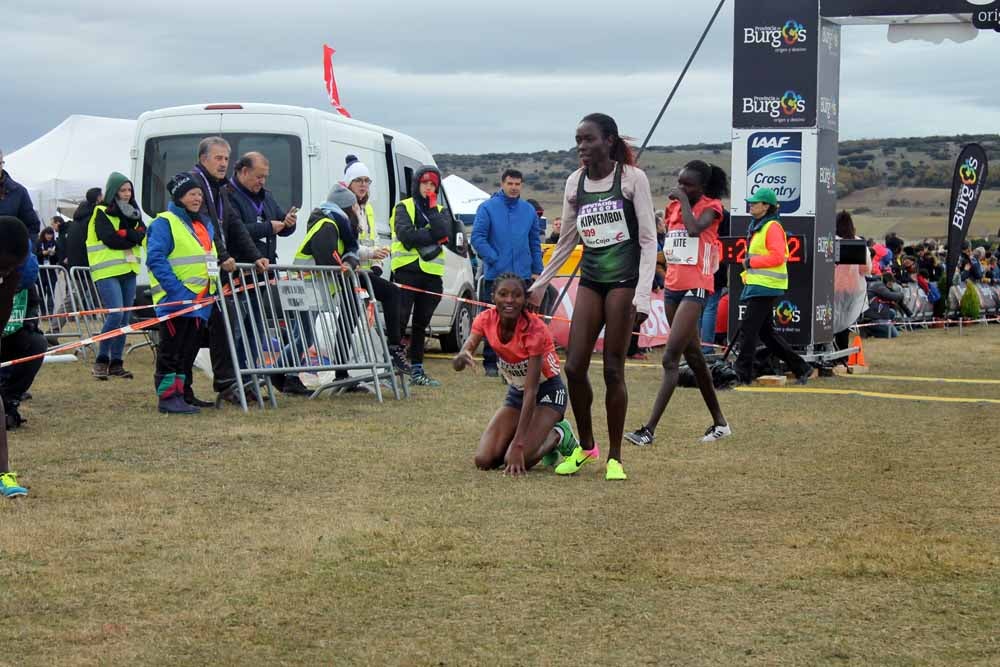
[145,173,219,414]
[87,172,145,380]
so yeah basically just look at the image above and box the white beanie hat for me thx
[344,155,372,185]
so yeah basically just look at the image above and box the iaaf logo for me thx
[815,303,833,327]
[742,90,806,119]
[747,132,802,214]
[743,19,808,50]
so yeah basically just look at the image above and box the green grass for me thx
[2,327,999,665]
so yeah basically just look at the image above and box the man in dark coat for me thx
[226,152,297,263]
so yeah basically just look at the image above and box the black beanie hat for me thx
[85,187,102,205]
[167,173,202,205]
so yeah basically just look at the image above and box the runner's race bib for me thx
[577,198,631,249]
[663,231,699,265]
[206,255,220,278]
[499,358,529,390]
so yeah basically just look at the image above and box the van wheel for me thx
[440,299,475,353]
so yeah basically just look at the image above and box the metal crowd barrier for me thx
[945,282,1000,320]
[35,265,88,351]
[68,266,154,357]
[216,263,408,412]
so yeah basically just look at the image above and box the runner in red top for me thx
[626,160,732,447]
[454,274,578,475]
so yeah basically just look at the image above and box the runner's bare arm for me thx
[668,189,720,235]
[452,331,484,372]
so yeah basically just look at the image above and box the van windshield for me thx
[141,133,303,216]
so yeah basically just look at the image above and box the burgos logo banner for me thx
[742,90,807,122]
[747,133,802,214]
[744,19,809,53]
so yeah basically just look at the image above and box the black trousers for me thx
[368,271,401,347]
[734,296,809,382]
[156,317,203,399]
[0,327,47,406]
[393,266,442,366]
[209,302,236,392]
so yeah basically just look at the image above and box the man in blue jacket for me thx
[471,168,543,375]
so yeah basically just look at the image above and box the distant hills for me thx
[436,134,1000,240]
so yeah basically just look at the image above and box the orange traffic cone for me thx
[852,335,867,367]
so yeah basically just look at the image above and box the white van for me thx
[131,102,477,351]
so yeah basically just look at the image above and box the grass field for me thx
[2,326,999,665]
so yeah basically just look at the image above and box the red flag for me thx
[322,44,351,118]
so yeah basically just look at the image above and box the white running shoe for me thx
[700,423,732,443]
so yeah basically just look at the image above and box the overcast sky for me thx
[3,0,999,155]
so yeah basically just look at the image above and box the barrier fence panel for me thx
[36,265,88,350]
[68,266,154,358]
[216,263,407,412]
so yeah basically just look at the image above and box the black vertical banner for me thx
[945,144,989,292]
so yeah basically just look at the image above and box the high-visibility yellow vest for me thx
[86,205,141,281]
[293,217,345,265]
[146,211,218,304]
[359,202,379,270]
[741,218,789,290]
[293,217,346,297]
[389,198,445,276]
[363,202,377,242]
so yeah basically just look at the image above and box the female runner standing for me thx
[626,161,731,447]
[528,113,656,481]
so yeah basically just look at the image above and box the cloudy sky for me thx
[3,1,999,155]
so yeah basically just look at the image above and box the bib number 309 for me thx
[577,199,630,249]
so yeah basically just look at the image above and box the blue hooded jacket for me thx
[145,202,216,321]
[471,191,543,281]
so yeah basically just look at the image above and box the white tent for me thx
[5,115,136,221]
[442,174,490,218]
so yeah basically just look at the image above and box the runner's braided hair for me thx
[684,160,729,199]
[581,113,636,167]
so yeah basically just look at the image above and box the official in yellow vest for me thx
[734,187,811,385]
[390,166,451,386]
[145,173,219,414]
[87,172,145,381]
